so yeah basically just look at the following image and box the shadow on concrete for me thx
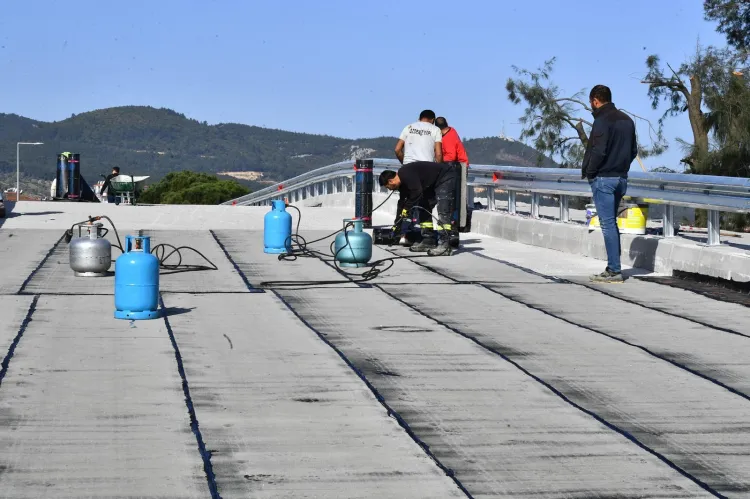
[161,306,194,318]
[0,201,64,229]
[622,267,655,280]
[627,237,660,272]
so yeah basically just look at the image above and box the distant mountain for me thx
[0,106,558,191]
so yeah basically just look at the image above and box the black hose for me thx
[259,202,452,288]
[64,215,218,274]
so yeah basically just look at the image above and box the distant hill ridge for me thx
[0,106,558,188]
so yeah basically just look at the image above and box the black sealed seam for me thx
[0,295,39,390]
[208,230,264,293]
[18,234,65,294]
[272,290,474,499]
[159,294,222,499]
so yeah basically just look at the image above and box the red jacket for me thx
[441,127,469,165]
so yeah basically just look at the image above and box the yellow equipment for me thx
[586,202,648,235]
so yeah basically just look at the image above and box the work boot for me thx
[428,239,452,256]
[449,229,460,249]
[409,232,437,252]
[590,268,624,283]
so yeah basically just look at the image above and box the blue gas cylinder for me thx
[334,219,372,268]
[264,199,292,254]
[114,235,160,320]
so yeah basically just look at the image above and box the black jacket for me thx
[395,161,452,221]
[101,173,118,195]
[581,103,637,179]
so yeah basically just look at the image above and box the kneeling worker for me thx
[379,161,456,256]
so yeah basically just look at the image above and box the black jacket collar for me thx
[592,102,616,118]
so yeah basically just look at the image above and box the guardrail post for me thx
[707,210,721,246]
[662,204,675,237]
[531,193,540,219]
[508,190,516,215]
[487,187,496,211]
[559,195,569,222]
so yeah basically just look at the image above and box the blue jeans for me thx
[590,176,627,273]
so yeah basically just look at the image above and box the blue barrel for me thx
[264,200,292,254]
[334,219,372,268]
[56,153,68,198]
[114,235,160,320]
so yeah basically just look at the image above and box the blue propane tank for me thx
[334,219,372,268]
[264,199,292,254]
[114,235,160,320]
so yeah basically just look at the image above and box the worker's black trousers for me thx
[414,167,457,240]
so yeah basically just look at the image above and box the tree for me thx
[506,58,666,168]
[642,44,739,171]
[140,171,250,205]
[705,0,750,54]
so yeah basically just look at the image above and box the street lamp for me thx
[16,142,44,201]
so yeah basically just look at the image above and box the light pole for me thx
[16,142,44,201]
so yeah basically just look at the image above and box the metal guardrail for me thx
[224,158,750,246]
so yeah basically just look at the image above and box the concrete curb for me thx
[471,210,750,283]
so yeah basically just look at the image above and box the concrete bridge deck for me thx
[0,201,748,498]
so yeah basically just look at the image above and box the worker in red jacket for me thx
[435,117,469,240]
[435,117,469,168]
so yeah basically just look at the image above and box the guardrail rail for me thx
[225,158,750,246]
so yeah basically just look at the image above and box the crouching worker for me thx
[379,161,456,256]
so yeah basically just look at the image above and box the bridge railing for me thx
[224,158,750,246]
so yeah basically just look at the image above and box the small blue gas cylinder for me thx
[264,200,293,254]
[114,235,160,320]
[334,219,372,268]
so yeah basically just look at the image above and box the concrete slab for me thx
[0,295,208,498]
[0,229,62,295]
[382,283,750,497]
[275,287,712,498]
[161,293,464,498]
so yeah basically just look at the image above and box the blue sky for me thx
[1,0,728,169]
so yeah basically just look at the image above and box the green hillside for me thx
[0,106,558,193]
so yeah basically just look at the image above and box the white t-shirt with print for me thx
[399,121,442,164]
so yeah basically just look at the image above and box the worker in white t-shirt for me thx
[395,110,443,165]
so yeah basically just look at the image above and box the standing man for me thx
[100,166,121,205]
[395,110,443,165]
[435,117,469,168]
[435,116,470,239]
[582,85,637,283]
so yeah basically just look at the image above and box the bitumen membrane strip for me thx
[159,294,221,499]
[466,250,750,340]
